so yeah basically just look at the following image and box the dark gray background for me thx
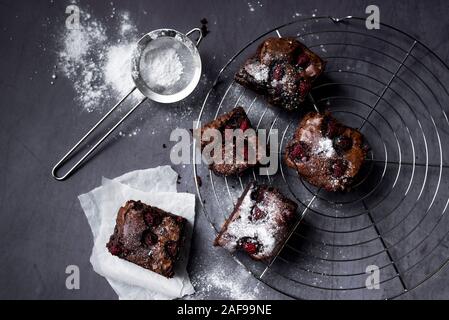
[1,0,449,299]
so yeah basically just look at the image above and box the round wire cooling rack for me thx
[192,16,449,299]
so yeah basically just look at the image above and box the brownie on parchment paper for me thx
[106,200,186,278]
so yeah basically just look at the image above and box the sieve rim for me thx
[131,28,202,103]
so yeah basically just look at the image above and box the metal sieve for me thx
[52,28,203,180]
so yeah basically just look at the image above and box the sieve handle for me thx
[185,27,203,47]
[51,86,147,181]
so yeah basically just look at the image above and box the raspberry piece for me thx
[142,230,158,247]
[237,237,261,255]
[297,53,310,67]
[289,142,310,162]
[108,243,122,256]
[331,159,348,178]
[176,216,185,223]
[298,80,311,97]
[251,206,266,221]
[239,119,250,131]
[144,210,161,226]
[242,242,257,254]
[271,63,284,81]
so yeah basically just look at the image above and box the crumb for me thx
[195,175,202,187]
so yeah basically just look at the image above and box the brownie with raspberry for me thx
[106,200,186,278]
[199,106,261,176]
[235,37,325,111]
[285,112,369,192]
[214,182,297,261]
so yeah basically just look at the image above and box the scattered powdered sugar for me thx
[58,15,106,112]
[190,263,260,300]
[245,61,269,82]
[58,9,141,112]
[119,11,137,37]
[118,127,141,138]
[61,19,102,61]
[203,268,260,299]
[141,47,183,89]
[104,42,136,97]
[300,116,336,158]
[270,73,290,89]
[247,1,263,13]
[315,137,335,158]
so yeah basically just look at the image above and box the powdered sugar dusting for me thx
[245,61,269,82]
[271,72,293,89]
[104,42,136,97]
[223,184,286,257]
[190,263,260,300]
[315,137,335,158]
[141,47,183,90]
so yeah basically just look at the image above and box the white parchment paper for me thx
[78,166,195,300]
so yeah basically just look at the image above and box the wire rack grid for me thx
[192,16,449,299]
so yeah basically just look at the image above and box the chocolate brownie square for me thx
[199,106,261,176]
[285,112,369,192]
[214,182,297,261]
[106,200,186,278]
[235,37,325,111]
